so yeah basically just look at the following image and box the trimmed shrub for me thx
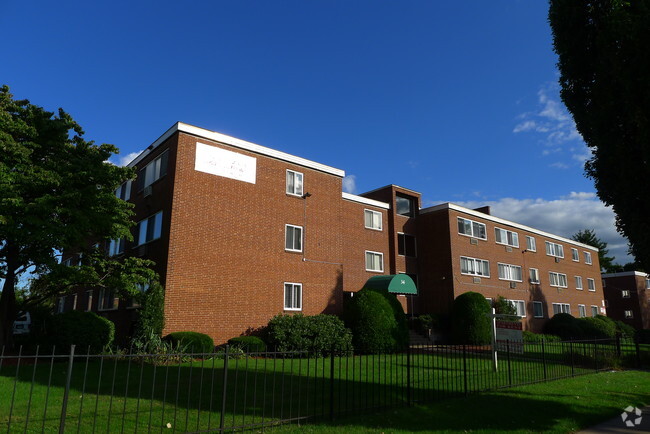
[368,288,409,350]
[614,320,635,338]
[344,289,404,352]
[228,336,266,353]
[522,331,561,343]
[451,292,491,345]
[164,331,214,354]
[50,311,115,353]
[265,314,352,354]
[544,313,583,340]
[578,315,616,339]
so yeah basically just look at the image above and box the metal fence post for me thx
[329,347,335,421]
[570,340,575,376]
[462,345,468,396]
[506,340,512,386]
[59,344,75,434]
[406,345,411,406]
[541,339,547,380]
[219,345,229,432]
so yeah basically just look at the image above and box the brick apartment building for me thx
[58,122,605,343]
[601,272,650,330]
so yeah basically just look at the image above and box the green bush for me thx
[614,320,635,338]
[50,311,115,353]
[228,336,267,352]
[522,331,561,343]
[164,331,214,354]
[544,313,583,340]
[132,282,165,351]
[265,314,352,355]
[451,292,491,345]
[578,315,616,339]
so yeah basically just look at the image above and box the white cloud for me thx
[440,193,631,265]
[110,150,142,167]
[550,162,569,169]
[342,175,357,194]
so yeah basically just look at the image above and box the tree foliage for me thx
[549,0,650,271]
[571,229,616,272]
[0,85,155,347]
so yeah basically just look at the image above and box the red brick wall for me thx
[603,273,649,330]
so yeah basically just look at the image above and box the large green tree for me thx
[0,85,155,348]
[571,229,616,272]
[549,1,650,271]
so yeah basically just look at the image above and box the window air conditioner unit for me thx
[555,257,560,263]
[506,246,513,253]
[510,281,517,289]
[470,238,478,245]
[473,277,481,284]
[143,185,153,198]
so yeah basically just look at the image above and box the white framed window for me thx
[584,251,592,265]
[98,288,119,311]
[529,268,540,284]
[587,278,596,292]
[460,256,490,277]
[365,251,384,272]
[646,278,650,289]
[533,301,544,318]
[624,310,634,319]
[571,248,579,262]
[498,263,523,282]
[137,150,168,190]
[552,303,571,315]
[545,241,564,258]
[136,212,163,246]
[495,228,519,248]
[578,304,587,318]
[115,180,132,201]
[284,282,302,311]
[591,305,599,317]
[549,272,568,288]
[85,290,93,312]
[398,233,417,257]
[57,296,65,314]
[507,299,526,317]
[364,209,382,231]
[108,238,125,257]
[285,225,303,252]
[457,217,486,240]
[622,289,631,298]
[575,276,583,290]
[286,170,304,196]
[526,236,536,252]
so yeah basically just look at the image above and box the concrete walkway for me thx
[578,405,650,433]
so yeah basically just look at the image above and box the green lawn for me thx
[0,343,642,432]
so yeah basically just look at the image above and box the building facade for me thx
[59,123,605,343]
[601,271,650,330]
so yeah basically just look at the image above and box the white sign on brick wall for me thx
[195,142,257,184]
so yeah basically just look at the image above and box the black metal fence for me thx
[1,337,647,432]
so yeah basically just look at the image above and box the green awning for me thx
[363,275,418,295]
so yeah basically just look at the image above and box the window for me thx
[98,288,119,311]
[398,233,417,257]
[396,195,416,217]
[571,248,579,262]
[584,251,592,265]
[507,299,526,317]
[495,228,519,248]
[285,225,303,252]
[365,251,384,272]
[57,297,65,314]
[115,180,132,201]
[646,278,650,289]
[364,209,382,231]
[286,170,304,196]
[587,278,596,292]
[575,276,583,290]
[457,217,486,240]
[545,241,564,258]
[108,238,125,256]
[498,263,523,282]
[549,272,568,288]
[284,283,302,311]
[137,150,168,190]
[622,290,631,298]
[578,305,587,318]
[136,212,163,246]
[591,306,599,317]
[529,268,540,284]
[526,236,536,252]
[128,282,150,308]
[552,303,571,315]
[624,310,633,319]
[460,256,490,277]
[533,301,544,318]
[85,290,93,312]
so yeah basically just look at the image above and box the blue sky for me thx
[1,1,630,263]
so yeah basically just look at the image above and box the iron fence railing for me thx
[0,337,647,432]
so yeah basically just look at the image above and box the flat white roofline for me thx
[602,271,648,278]
[360,184,422,197]
[342,192,390,209]
[421,202,599,252]
[128,122,346,177]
